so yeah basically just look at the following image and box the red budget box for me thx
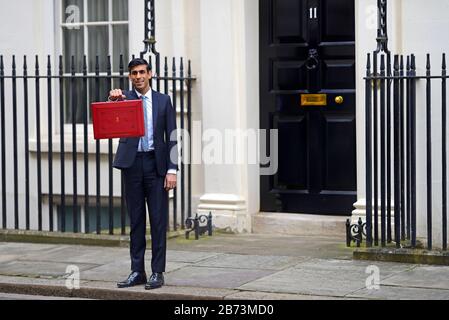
[91,100,145,140]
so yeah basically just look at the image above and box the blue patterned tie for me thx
[141,96,150,152]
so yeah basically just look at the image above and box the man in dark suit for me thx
[109,58,178,290]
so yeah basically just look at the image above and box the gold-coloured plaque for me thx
[301,94,327,106]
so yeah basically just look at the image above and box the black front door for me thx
[260,0,356,215]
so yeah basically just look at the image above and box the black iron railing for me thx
[0,53,194,235]
[347,52,448,251]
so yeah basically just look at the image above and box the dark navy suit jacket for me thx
[112,89,178,176]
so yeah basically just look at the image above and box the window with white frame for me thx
[60,0,129,124]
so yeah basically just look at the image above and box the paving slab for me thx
[16,246,219,265]
[80,260,134,282]
[196,254,307,271]
[0,242,61,255]
[238,267,367,297]
[0,260,99,279]
[82,260,191,282]
[293,258,416,275]
[0,255,22,264]
[348,285,449,300]
[0,275,67,286]
[169,234,352,259]
[165,266,274,289]
[239,259,416,297]
[17,245,129,265]
[382,265,449,290]
[166,250,220,263]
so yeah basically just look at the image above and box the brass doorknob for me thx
[335,96,344,104]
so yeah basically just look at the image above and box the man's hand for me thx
[165,174,177,191]
[109,89,126,101]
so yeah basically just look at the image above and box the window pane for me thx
[57,204,129,233]
[113,25,129,72]
[88,26,109,72]
[89,77,110,105]
[57,205,81,233]
[113,0,128,21]
[63,27,84,73]
[88,0,108,22]
[87,206,129,233]
[64,78,87,124]
[62,0,84,23]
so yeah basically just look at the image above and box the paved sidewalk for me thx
[0,233,449,300]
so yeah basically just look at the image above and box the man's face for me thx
[129,64,152,91]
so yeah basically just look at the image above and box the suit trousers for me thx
[123,152,168,273]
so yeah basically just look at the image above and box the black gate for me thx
[346,0,448,251]
[347,52,448,251]
[0,53,194,235]
[0,0,195,235]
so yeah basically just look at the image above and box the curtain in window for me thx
[87,25,110,121]
[63,28,84,73]
[113,25,129,72]
[113,0,128,21]
[63,25,85,124]
[88,0,108,22]
[88,26,109,72]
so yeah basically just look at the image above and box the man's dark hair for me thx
[128,58,151,72]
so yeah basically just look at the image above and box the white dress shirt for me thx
[135,89,154,152]
[135,89,177,176]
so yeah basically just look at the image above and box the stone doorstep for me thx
[354,248,449,266]
[252,212,348,237]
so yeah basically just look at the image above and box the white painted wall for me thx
[159,0,257,233]
[242,0,260,218]
[0,0,56,230]
[354,0,449,248]
[196,0,248,232]
[401,0,449,247]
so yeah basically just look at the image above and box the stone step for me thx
[252,213,349,237]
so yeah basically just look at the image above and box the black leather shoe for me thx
[117,272,147,288]
[145,273,165,290]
